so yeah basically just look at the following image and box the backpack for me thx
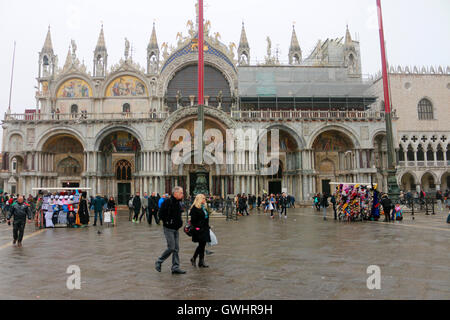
[128,199,133,208]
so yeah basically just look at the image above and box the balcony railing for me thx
[3,109,386,123]
[4,112,170,122]
[231,110,386,121]
[398,161,449,168]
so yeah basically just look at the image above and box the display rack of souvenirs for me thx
[41,193,80,228]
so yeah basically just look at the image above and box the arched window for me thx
[398,145,405,161]
[116,160,132,181]
[426,145,434,161]
[436,145,444,161]
[57,157,81,176]
[447,144,450,162]
[407,145,415,161]
[43,55,49,66]
[123,103,131,113]
[417,144,425,161]
[418,98,433,120]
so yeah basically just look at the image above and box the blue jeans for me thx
[94,210,103,225]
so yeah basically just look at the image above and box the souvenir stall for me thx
[33,188,92,229]
[330,182,381,222]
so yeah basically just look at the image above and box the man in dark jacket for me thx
[155,187,186,275]
[331,194,337,220]
[279,193,288,219]
[148,192,159,225]
[381,193,392,222]
[132,192,142,223]
[7,196,32,248]
[93,195,106,226]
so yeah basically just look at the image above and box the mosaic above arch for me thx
[57,78,92,98]
[105,76,148,97]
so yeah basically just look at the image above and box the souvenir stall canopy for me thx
[33,188,91,229]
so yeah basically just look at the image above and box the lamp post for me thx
[376,0,400,200]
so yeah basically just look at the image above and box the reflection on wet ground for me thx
[0,208,448,300]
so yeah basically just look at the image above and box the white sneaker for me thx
[284,216,287,219]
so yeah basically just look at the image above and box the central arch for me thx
[312,129,355,194]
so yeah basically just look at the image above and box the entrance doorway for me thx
[322,179,331,195]
[269,181,282,195]
[118,183,131,205]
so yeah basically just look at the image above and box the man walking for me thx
[148,192,159,225]
[381,193,392,222]
[93,194,106,226]
[155,187,186,275]
[7,196,32,248]
[279,193,288,219]
[331,194,337,220]
[436,190,443,213]
[132,192,142,223]
[321,193,329,220]
[139,192,149,223]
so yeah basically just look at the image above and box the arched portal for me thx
[257,129,300,197]
[400,172,417,192]
[421,172,436,192]
[42,134,84,188]
[440,171,450,191]
[98,131,141,204]
[164,115,230,197]
[312,130,354,194]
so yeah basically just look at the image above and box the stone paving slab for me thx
[0,208,448,300]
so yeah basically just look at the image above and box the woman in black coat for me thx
[189,194,211,268]
[78,193,90,226]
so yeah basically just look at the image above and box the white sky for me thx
[0,0,449,116]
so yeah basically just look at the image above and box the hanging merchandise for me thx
[331,182,380,222]
[32,188,91,229]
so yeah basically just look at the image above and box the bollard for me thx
[432,198,435,215]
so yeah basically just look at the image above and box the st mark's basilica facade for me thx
[2,8,448,205]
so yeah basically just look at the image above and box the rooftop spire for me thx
[42,26,54,54]
[345,24,353,45]
[238,22,249,50]
[95,24,106,51]
[148,22,159,50]
[290,25,301,51]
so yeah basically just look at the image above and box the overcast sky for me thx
[0,0,449,116]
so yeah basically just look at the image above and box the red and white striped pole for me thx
[377,0,391,114]
[376,0,400,198]
[198,0,205,106]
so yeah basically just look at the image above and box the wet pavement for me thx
[0,207,449,300]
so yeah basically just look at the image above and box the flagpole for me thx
[376,0,399,199]
[8,41,16,114]
[198,0,205,161]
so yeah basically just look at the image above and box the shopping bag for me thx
[104,211,112,223]
[209,230,218,246]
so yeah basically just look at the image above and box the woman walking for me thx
[269,194,276,219]
[189,194,211,268]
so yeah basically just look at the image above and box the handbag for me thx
[184,220,194,237]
